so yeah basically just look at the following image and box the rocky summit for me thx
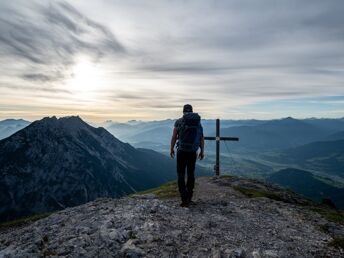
[1,176,344,257]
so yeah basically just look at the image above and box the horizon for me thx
[1,1,344,122]
[1,114,344,125]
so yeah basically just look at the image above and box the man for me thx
[170,104,205,207]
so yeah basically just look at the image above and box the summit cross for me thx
[204,119,239,176]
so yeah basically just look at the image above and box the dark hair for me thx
[183,104,193,113]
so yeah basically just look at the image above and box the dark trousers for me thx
[177,150,197,202]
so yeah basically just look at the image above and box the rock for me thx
[0,176,343,257]
[251,250,261,258]
[120,239,145,258]
[263,250,279,257]
[230,248,246,258]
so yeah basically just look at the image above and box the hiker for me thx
[170,104,205,207]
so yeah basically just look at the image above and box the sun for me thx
[67,59,102,99]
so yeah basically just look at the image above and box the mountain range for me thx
[267,168,344,209]
[1,116,344,213]
[267,140,344,178]
[0,116,210,222]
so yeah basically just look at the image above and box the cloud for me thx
[0,0,344,121]
[0,0,125,84]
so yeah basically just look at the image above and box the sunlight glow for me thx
[67,59,103,99]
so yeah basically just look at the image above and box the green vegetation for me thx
[219,174,236,179]
[233,186,283,201]
[329,237,344,249]
[311,207,344,225]
[0,212,52,229]
[233,185,344,225]
[129,180,179,199]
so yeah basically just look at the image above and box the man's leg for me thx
[177,150,188,203]
[186,151,197,202]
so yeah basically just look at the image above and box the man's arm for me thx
[199,135,204,160]
[198,124,204,160]
[170,127,178,158]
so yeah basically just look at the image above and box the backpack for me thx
[177,112,202,152]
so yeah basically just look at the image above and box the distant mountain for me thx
[304,118,344,134]
[0,116,210,222]
[127,126,172,144]
[106,122,137,140]
[267,168,344,209]
[221,117,331,151]
[0,119,30,140]
[278,140,344,178]
[104,118,268,144]
[104,117,344,152]
[105,120,174,142]
[326,131,344,141]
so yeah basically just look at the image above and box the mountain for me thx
[103,117,344,153]
[267,168,344,209]
[0,119,30,140]
[127,126,172,144]
[106,122,138,140]
[221,117,331,151]
[277,140,344,178]
[1,176,343,257]
[104,118,267,144]
[327,131,344,141]
[0,116,210,222]
[304,118,344,134]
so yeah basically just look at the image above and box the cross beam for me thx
[204,119,239,176]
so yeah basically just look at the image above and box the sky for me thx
[0,0,343,122]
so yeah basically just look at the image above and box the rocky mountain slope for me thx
[1,176,343,257]
[0,116,191,222]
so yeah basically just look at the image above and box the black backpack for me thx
[177,112,202,152]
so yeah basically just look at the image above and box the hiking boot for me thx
[180,201,189,207]
[187,194,194,204]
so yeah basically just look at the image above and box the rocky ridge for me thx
[1,176,344,257]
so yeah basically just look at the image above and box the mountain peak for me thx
[282,116,296,121]
[0,116,178,222]
[32,115,90,133]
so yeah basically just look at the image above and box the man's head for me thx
[183,104,193,114]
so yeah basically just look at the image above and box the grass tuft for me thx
[129,180,179,199]
[233,186,283,201]
[220,175,236,179]
[311,207,344,225]
[0,212,52,229]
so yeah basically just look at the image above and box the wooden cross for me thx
[204,119,239,176]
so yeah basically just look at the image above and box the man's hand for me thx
[170,127,178,159]
[170,149,175,159]
[198,151,204,160]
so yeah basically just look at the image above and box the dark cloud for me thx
[0,84,71,94]
[132,0,344,83]
[21,73,63,82]
[0,0,125,83]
